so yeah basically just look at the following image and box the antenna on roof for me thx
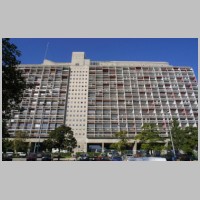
[43,42,49,60]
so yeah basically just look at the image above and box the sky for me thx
[10,38,198,79]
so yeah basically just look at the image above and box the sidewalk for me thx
[52,157,76,161]
[64,157,76,161]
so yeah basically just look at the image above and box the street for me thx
[11,157,76,161]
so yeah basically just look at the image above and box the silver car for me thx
[127,157,167,161]
[17,152,26,157]
[123,154,133,161]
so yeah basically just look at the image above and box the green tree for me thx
[183,126,198,153]
[135,123,165,155]
[45,125,77,160]
[2,38,34,137]
[110,131,131,154]
[2,138,14,153]
[169,119,198,157]
[13,131,29,153]
[183,126,198,155]
[170,119,185,153]
[43,138,54,152]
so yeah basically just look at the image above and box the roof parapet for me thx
[42,59,57,65]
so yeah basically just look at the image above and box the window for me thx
[42,124,48,129]
[45,110,50,114]
[26,123,32,128]
[51,110,57,114]
[35,124,40,129]
[56,124,62,128]
[11,123,17,128]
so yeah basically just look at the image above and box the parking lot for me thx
[10,157,75,161]
[2,151,197,161]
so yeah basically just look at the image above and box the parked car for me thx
[127,156,167,161]
[6,151,14,157]
[93,153,109,161]
[2,153,13,161]
[17,152,26,158]
[77,153,90,161]
[123,154,133,161]
[107,152,113,158]
[111,156,123,161]
[37,152,43,158]
[89,156,98,161]
[52,148,68,153]
[178,154,194,161]
[26,153,37,161]
[162,152,178,161]
[142,157,167,161]
[79,157,90,161]
[97,155,110,161]
[41,153,52,161]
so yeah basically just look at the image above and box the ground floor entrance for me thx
[87,142,136,153]
[86,141,167,155]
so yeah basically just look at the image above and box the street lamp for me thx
[165,111,176,160]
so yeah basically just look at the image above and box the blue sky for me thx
[10,38,198,79]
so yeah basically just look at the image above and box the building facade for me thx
[8,52,198,152]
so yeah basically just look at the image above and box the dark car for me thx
[26,153,37,161]
[97,155,110,161]
[100,156,110,161]
[78,153,90,161]
[37,152,43,158]
[163,153,177,161]
[178,154,193,161]
[89,156,99,161]
[163,155,174,161]
[111,156,123,161]
[41,153,52,161]
[79,156,90,161]
[2,154,13,161]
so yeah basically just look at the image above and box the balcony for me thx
[87,134,113,139]
[191,105,198,109]
[87,128,95,132]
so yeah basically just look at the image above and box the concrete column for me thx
[84,142,87,152]
[163,141,168,155]
[27,142,31,153]
[133,141,137,155]
[102,143,104,152]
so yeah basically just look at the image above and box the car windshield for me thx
[29,153,36,156]
[44,154,51,157]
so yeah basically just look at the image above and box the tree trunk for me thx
[58,148,60,161]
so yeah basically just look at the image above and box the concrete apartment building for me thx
[7,52,198,152]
